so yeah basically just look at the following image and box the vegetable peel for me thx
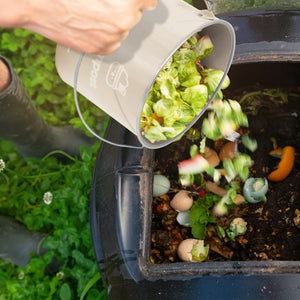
[178,154,210,175]
[268,146,295,182]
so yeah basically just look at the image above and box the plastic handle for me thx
[207,0,214,11]
[192,0,214,11]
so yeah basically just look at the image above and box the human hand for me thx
[0,0,158,55]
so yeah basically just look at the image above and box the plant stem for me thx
[0,172,10,184]
[239,91,262,104]
[42,150,76,162]
[4,167,81,179]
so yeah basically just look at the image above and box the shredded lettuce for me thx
[141,34,231,143]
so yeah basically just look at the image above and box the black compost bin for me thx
[90,9,300,300]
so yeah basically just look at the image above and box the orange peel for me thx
[268,146,295,182]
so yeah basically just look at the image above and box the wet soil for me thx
[150,88,300,264]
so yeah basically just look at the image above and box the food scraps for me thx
[140,34,230,143]
[268,146,295,182]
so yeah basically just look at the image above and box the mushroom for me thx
[202,147,220,167]
[219,141,238,161]
[170,190,193,212]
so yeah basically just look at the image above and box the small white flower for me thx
[0,159,5,172]
[18,271,25,280]
[56,271,64,280]
[43,191,53,205]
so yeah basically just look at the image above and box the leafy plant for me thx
[0,140,106,299]
[0,28,108,299]
[189,193,220,239]
[0,28,108,133]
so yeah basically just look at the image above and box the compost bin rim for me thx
[138,260,300,279]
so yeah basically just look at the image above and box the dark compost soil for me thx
[150,88,300,264]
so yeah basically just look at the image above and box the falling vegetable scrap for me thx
[140,34,230,143]
[150,92,269,262]
[268,146,295,182]
[150,57,299,263]
[151,81,299,264]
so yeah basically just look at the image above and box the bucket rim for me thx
[135,17,236,149]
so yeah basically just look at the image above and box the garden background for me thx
[0,0,298,299]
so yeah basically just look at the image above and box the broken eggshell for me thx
[170,190,193,212]
[153,174,170,197]
[176,211,191,227]
[177,239,209,262]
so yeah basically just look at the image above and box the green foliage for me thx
[0,141,106,299]
[189,193,220,239]
[0,28,108,299]
[0,28,109,131]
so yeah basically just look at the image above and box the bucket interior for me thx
[137,20,235,149]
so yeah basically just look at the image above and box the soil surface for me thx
[150,88,300,263]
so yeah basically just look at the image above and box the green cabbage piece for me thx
[201,69,230,99]
[191,240,209,262]
[243,178,268,203]
[194,35,214,60]
[181,85,208,115]
[140,33,231,143]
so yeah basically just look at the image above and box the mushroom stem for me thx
[205,181,245,205]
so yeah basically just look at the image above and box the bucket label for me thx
[106,62,129,96]
[90,56,104,89]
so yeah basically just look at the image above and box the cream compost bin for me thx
[55,0,235,149]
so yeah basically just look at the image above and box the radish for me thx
[178,154,209,175]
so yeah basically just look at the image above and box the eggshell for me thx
[170,190,193,212]
[219,141,238,161]
[176,211,191,227]
[153,174,170,197]
[177,239,199,262]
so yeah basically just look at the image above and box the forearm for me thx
[0,0,158,54]
[0,0,29,28]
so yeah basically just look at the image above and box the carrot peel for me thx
[267,146,295,182]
